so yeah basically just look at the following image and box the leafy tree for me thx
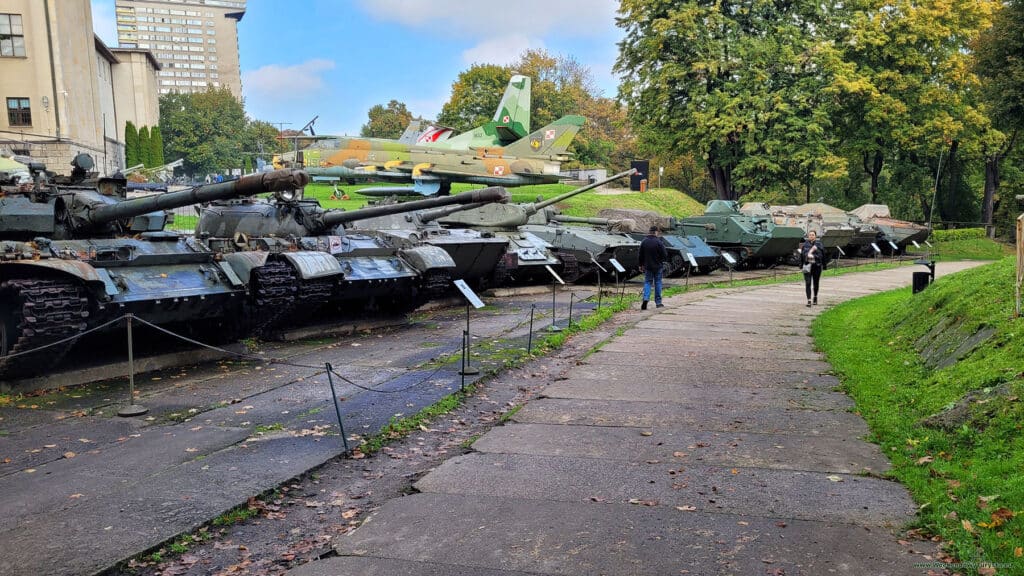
[137,126,152,168]
[437,64,511,132]
[149,125,165,168]
[124,121,140,168]
[616,0,844,200]
[360,100,413,139]
[974,0,1024,231]
[159,88,247,176]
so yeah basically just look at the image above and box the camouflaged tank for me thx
[671,200,805,268]
[0,154,308,378]
[740,202,856,258]
[194,187,508,332]
[436,170,636,284]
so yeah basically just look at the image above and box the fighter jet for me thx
[272,75,584,195]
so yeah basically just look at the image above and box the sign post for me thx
[722,252,737,284]
[544,265,566,332]
[453,279,485,376]
[608,258,626,302]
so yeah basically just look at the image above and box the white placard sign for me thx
[722,252,737,265]
[871,242,881,253]
[912,240,921,248]
[888,240,899,251]
[544,265,566,285]
[686,252,699,267]
[608,258,626,273]
[836,246,845,256]
[587,254,607,273]
[925,240,933,247]
[453,279,485,309]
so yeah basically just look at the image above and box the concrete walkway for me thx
[293,262,980,576]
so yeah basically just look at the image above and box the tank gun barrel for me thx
[552,215,613,225]
[321,187,509,228]
[418,202,489,223]
[88,169,310,224]
[528,169,636,213]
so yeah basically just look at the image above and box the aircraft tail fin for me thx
[504,115,586,158]
[492,74,531,140]
[399,119,455,145]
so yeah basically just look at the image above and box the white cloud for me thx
[91,0,118,47]
[242,59,336,102]
[462,35,543,66]
[356,0,617,38]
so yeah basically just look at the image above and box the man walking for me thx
[639,225,668,310]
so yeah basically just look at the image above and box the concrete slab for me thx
[513,398,868,437]
[542,379,854,411]
[597,340,823,360]
[287,556,539,576]
[472,423,892,474]
[414,452,914,526]
[334,493,925,575]
[564,364,842,389]
[581,349,832,372]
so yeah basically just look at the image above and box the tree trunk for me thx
[862,150,883,204]
[983,154,999,237]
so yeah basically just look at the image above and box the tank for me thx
[780,203,881,256]
[436,170,636,283]
[194,188,509,333]
[343,194,512,289]
[670,200,805,268]
[740,202,856,258]
[519,213,641,281]
[0,154,309,378]
[849,204,929,254]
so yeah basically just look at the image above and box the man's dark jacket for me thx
[639,234,669,270]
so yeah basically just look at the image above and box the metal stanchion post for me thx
[596,273,603,310]
[528,304,535,353]
[459,302,479,375]
[324,362,350,453]
[118,314,147,417]
[460,331,468,391]
[568,293,574,328]
[548,279,561,332]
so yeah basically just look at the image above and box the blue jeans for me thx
[643,266,663,304]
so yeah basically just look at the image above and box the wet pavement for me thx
[0,261,977,575]
[289,261,981,576]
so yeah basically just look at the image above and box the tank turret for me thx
[671,199,805,268]
[436,169,636,230]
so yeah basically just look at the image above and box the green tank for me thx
[519,212,641,281]
[671,200,805,268]
[436,170,636,283]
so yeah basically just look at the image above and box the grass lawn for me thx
[905,228,1015,262]
[813,256,1024,572]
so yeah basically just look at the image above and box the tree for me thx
[437,64,511,132]
[149,125,165,168]
[137,126,152,168]
[616,0,844,200]
[159,88,247,176]
[974,0,1024,232]
[124,121,140,168]
[360,100,413,139]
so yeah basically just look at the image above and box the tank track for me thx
[250,260,299,336]
[557,251,581,283]
[0,278,90,378]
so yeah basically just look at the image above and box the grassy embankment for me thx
[813,254,1023,573]
[906,228,1015,261]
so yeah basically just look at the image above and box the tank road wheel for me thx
[667,254,686,278]
[0,278,90,378]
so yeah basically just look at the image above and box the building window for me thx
[7,97,31,126]
[0,13,26,57]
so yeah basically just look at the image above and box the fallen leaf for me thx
[69,493,83,499]
[978,567,996,576]
[962,519,974,533]
[730,469,739,475]
[63,452,76,459]
[628,498,658,506]
[672,452,687,458]
[305,500,323,508]
[44,444,57,449]
[826,475,843,482]
[916,456,934,465]
[675,505,697,511]
[1014,547,1022,557]
[341,509,359,519]
[185,448,198,453]
[24,469,36,474]
[640,431,653,437]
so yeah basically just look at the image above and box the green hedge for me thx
[931,228,986,241]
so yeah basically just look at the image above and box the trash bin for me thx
[912,271,930,294]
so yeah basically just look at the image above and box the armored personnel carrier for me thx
[849,204,929,254]
[671,200,805,268]
[194,188,508,331]
[0,154,308,377]
[436,170,635,283]
[740,202,856,258]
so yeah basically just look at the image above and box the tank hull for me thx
[521,224,641,281]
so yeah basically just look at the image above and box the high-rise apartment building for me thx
[115,0,245,98]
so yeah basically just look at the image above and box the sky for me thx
[91,0,624,136]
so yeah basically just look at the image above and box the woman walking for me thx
[799,230,825,306]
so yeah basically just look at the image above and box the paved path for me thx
[292,262,981,576]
